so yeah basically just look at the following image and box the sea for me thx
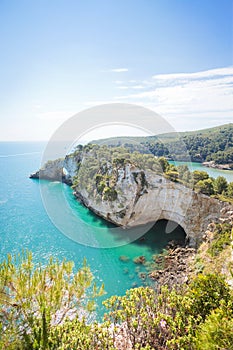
[0,142,233,317]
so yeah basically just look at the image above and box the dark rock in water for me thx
[166,240,180,249]
[133,256,146,264]
[138,272,147,280]
[29,171,39,179]
[149,247,196,289]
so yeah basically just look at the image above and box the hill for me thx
[91,123,233,164]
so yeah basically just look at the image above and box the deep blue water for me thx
[0,142,232,316]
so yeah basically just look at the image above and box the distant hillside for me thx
[91,123,233,164]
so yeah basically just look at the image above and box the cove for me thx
[0,142,186,317]
[170,161,233,183]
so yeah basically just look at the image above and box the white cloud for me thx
[152,66,233,81]
[115,66,233,130]
[131,85,145,90]
[110,68,129,73]
[114,80,124,84]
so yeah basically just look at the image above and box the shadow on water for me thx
[97,219,187,319]
[133,219,186,253]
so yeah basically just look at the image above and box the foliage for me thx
[195,303,233,350]
[207,223,231,257]
[103,273,232,350]
[0,251,104,350]
[228,182,233,197]
[103,186,118,201]
[165,170,179,182]
[214,175,228,194]
[192,170,209,185]
[49,318,115,350]
[1,250,233,349]
[93,123,233,164]
[186,274,231,321]
[157,157,169,172]
[195,178,214,195]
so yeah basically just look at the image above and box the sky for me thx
[0,0,232,141]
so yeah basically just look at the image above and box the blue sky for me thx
[0,0,232,140]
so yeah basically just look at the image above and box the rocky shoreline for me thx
[148,204,233,290]
[202,160,233,171]
[149,245,196,289]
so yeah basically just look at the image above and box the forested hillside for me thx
[92,123,233,164]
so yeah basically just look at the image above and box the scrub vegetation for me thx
[1,221,232,349]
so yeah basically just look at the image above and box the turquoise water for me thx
[170,161,233,183]
[0,143,232,316]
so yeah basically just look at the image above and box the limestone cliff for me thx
[30,150,229,247]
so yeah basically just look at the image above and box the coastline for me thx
[202,161,233,171]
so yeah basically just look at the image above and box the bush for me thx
[208,228,231,257]
[49,318,114,350]
[0,252,104,350]
[103,187,118,201]
[214,176,228,194]
[1,252,232,349]
[195,304,233,350]
[195,178,214,195]
[187,274,231,321]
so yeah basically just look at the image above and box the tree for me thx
[165,170,179,182]
[187,274,231,321]
[214,176,228,194]
[182,170,193,186]
[192,170,209,185]
[158,157,169,173]
[227,182,233,198]
[195,178,214,195]
[0,251,104,349]
[195,305,233,349]
[177,164,189,180]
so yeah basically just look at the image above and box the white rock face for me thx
[71,161,227,248]
[32,156,228,247]
[63,155,80,178]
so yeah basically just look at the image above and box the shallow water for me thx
[0,142,229,316]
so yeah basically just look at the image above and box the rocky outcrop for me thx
[30,153,82,185]
[203,160,233,170]
[149,246,196,288]
[31,154,230,248]
[30,159,64,181]
[74,164,227,247]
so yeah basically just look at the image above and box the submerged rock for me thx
[119,255,130,262]
[133,256,146,265]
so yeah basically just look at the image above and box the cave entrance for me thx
[135,219,187,253]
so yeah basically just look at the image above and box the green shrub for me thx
[195,178,214,195]
[187,274,231,321]
[0,252,104,350]
[208,230,231,257]
[195,304,233,350]
[103,187,117,201]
